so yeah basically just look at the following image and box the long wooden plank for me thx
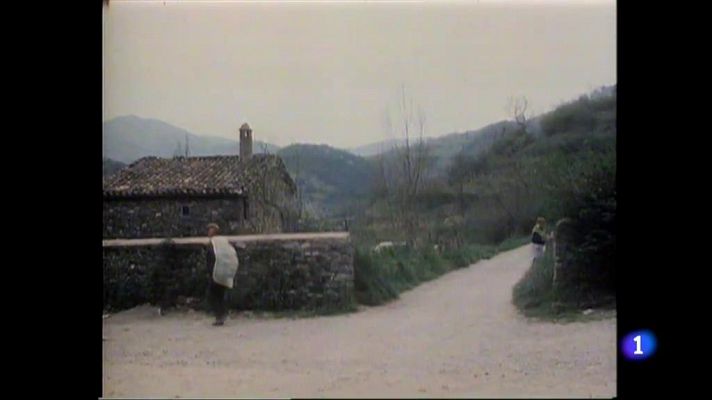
[102,232,350,247]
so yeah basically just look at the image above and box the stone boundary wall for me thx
[103,197,248,239]
[103,232,354,313]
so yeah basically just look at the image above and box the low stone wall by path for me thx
[103,232,355,313]
[552,218,580,289]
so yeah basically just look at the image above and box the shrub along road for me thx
[102,245,616,398]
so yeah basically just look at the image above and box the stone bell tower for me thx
[239,122,253,160]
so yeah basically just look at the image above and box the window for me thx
[243,198,249,220]
[181,205,190,217]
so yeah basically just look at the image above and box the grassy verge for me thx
[512,244,616,322]
[496,236,532,252]
[354,236,529,306]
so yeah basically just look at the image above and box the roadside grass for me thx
[354,236,529,306]
[512,243,616,322]
[518,304,616,323]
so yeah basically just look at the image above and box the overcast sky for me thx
[103,0,616,148]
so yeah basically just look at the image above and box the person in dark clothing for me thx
[206,223,228,326]
[531,217,550,260]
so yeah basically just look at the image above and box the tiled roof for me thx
[103,154,292,198]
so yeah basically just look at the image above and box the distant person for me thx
[205,223,239,326]
[531,217,548,260]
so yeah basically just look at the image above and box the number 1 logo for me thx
[622,330,656,360]
[633,335,643,355]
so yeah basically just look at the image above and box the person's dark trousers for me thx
[208,282,227,321]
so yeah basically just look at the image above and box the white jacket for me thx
[211,236,239,288]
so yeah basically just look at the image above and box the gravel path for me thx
[102,245,616,398]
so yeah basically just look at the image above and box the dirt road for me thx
[102,245,616,398]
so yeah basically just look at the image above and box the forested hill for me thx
[277,144,377,218]
[103,158,126,177]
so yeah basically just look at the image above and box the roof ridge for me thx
[103,153,288,198]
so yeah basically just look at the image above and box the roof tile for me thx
[103,154,290,198]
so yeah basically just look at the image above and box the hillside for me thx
[278,144,377,218]
[355,84,616,241]
[103,115,279,163]
[354,85,615,165]
[427,120,521,171]
[349,138,410,157]
[360,120,521,174]
[350,85,616,318]
[103,158,127,177]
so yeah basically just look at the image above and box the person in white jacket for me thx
[205,223,227,326]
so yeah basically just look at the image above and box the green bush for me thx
[544,145,616,297]
[353,249,399,305]
[354,237,528,306]
[512,238,615,319]
[497,236,531,252]
[511,158,616,316]
[540,94,616,137]
[512,244,555,310]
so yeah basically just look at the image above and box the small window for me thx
[181,205,190,217]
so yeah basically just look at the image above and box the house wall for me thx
[103,157,300,239]
[103,197,247,238]
[242,157,300,234]
[102,233,355,313]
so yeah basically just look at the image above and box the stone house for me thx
[103,123,298,238]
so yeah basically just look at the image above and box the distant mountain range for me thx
[100,114,557,215]
[103,115,534,168]
[103,115,279,164]
[349,138,412,157]
[103,114,517,166]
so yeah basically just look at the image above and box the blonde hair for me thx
[536,217,546,224]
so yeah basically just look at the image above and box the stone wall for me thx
[103,233,355,313]
[103,156,300,239]
[552,218,577,288]
[243,157,300,234]
[104,197,248,238]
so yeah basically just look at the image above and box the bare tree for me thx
[374,110,397,230]
[506,96,529,133]
[173,140,183,158]
[448,146,472,218]
[257,131,275,155]
[382,86,432,247]
[290,144,306,223]
[259,141,270,154]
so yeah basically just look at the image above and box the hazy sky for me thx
[103,0,616,148]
